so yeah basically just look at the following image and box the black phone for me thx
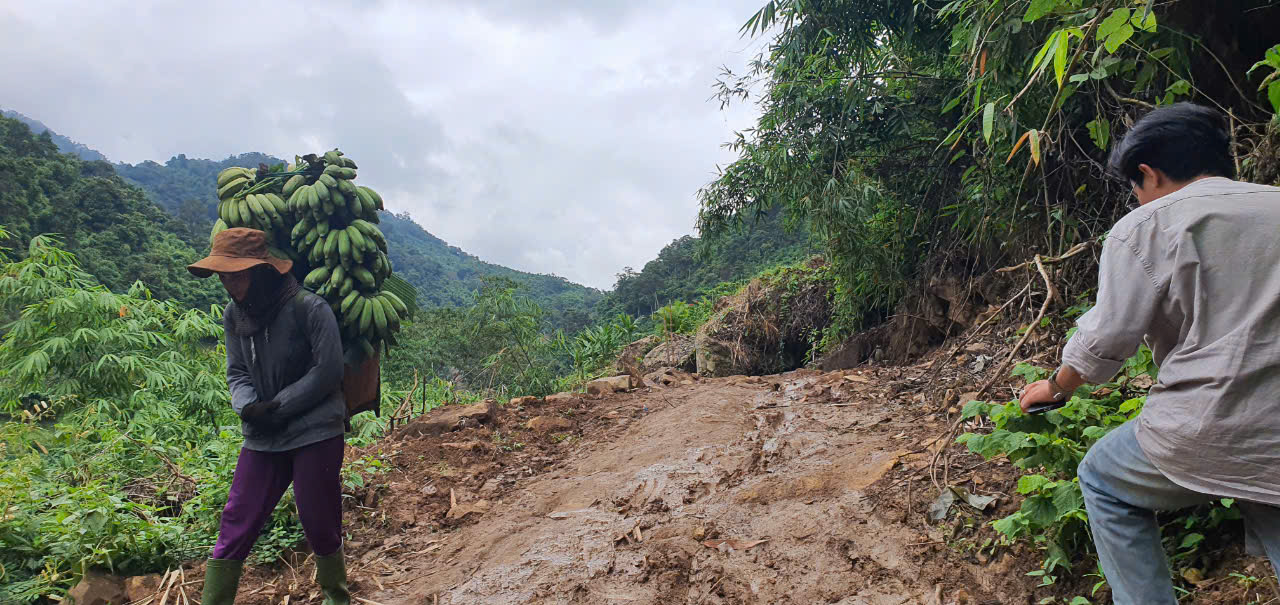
[1027,398,1068,414]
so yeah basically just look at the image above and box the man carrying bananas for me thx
[188,227,350,605]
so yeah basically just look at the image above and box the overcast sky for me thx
[0,0,768,290]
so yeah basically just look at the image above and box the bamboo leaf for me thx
[982,102,996,143]
[1031,31,1061,76]
[1029,129,1042,165]
[1054,32,1070,87]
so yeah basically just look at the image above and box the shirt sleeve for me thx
[274,296,344,416]
[224,309,258,416]
[1062,237,1160,383]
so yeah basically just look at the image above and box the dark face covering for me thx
[228,267,302,336]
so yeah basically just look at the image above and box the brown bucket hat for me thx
[188,228,292,278]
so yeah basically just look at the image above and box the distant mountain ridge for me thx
[1,110,107,161]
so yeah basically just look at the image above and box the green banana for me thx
[371,297,389,338]
[346,226,369,255]
[324,151,342,166]
[324,230,340,260]
[217,177,249,200]
[339,276,354,297]
[217,167,253,188]
[246,193,267,222]
[336,229,352,265]
[340,157,358,169]
[309,240,325,266]
[314,180,331,204]
[329,265,347,292]
[288,185,308,214]
[306,184,321,213]
[351,266,376,290]
[354,220,388,252]
[303,225,321,249]
[362,187,385,210]
[346,191,362,217]
[209,219,229,248]
[340,289,361,315]
[358,337,375,360]
[318,173,338,189]
[380,294,401,331]
[316,219,330,237]
[304,266,332,289]
[381,291,409,317]
[291,218,311,246]
[337,167,357,180]
[345,296,366,328]
[265,193,288,215]
[359,297,375,334]
[337,178,357,196]
[282,174,306,199]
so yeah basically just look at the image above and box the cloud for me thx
[0,0,765,289]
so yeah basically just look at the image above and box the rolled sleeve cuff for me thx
[1062,334,1126,384]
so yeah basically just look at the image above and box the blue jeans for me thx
[1078,421,1280,604]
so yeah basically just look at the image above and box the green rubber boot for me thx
[315,547,351,605]
[201,559,243,605]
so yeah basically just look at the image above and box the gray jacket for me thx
[224,291,346,452]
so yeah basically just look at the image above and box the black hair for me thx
[1107,102,1235,184]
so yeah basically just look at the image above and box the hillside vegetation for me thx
[0,116,223,309]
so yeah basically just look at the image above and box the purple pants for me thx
[210,435,344,560]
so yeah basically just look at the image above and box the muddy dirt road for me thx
[332,369,1022,605]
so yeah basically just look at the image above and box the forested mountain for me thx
[598,209,814,318]
[112,147,603,329]
[0,110,107,162]
[0,115,223,308]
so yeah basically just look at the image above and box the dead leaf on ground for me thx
[702,538,768,550]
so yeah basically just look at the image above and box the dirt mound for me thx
[695,259,832,377]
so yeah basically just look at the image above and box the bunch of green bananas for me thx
[211,149,406,360]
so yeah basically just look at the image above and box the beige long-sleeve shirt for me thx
[1063,177,1280,506]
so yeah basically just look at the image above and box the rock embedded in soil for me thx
[123,574,163,601]
[587,375,638,398]
[66,570,126,605]
[643,334,696,371]
[545,392,580,404]
[527,415,574,433]
[397,399,498,439]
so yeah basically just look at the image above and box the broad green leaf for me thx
[1023,495,1058,527]
[1054,32,1070,87]
[1167,80,1191,96]
[1179,532,1205,550]
[1269,81,1280,114]
[1017,474,1053,495]
[1097,9,1130,41]
[1131,6,1157,32]
[1029,129,1042,166]
[982,102,996,143]
[1104,23,1134,54]
[1070,596,1091,604]
[1051,482,1085,519]
[1024,0,1058,22]
[1151,48,1175,60]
